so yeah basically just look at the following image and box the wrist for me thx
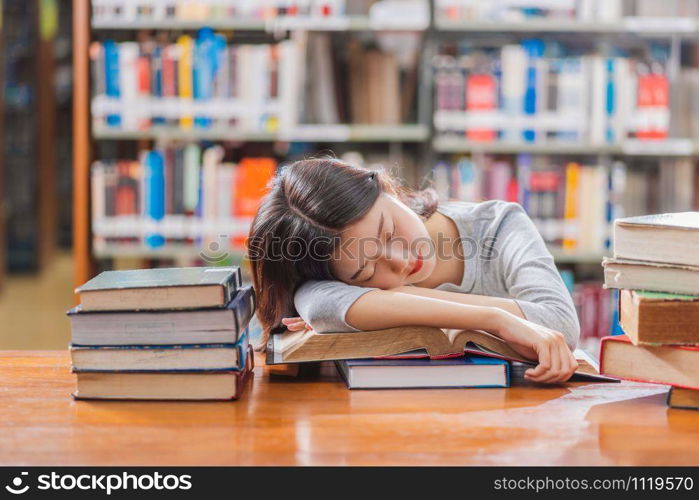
[483,307,510,335]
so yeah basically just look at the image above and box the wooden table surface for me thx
[1,351,698,466]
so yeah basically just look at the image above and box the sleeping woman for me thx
[248,158,580,383]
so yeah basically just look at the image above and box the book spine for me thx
[177,35,194,129]
[103,40,121,127]
[144,151,165,248]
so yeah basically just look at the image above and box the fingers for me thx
[281,317,310,332]
[524,341,551,381]
[524,332,578,384]
[525,333,578,384]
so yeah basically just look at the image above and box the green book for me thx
[76,266,241,312]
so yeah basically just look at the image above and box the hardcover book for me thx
[600,335,699,390]
[74,346,255,401]
[619,289,699,345]
[76,266,241,311]
[71,329,249,372]
[267,326,613,381]
[613,212,699,267]
[68,286,255,346]
[667,387,699,410]
[603,257,699,295]
[335,355,509,390]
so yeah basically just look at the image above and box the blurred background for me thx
[2,0,699,355]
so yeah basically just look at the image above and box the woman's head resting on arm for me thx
[248,158,438,339]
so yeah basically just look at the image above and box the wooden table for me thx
[1,351,698,466]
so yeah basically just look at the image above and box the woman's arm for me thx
[387,285,526,319]
[294,278,577,383]
[345,288,577,384]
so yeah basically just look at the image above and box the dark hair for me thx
[248,158,437,347]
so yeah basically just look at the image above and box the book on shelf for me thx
[612,212,699,267]
[603,257,699,296]
[73,345,255,401]
[91,31,284,133]
[432,39,675,145]
[335,355,510,389]
[618,290,699,346]
[91,0,349,24]
[90,27,420,135]
[267,325,613,381]
[667,387,699,411]
[71,333,249,372]
[68,285,255,345]
[433,156,631,253]
[91,146,276,252]
[600,334,699,390]
[75,266,241,311]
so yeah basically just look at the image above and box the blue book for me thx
[335,355,510,389]
[193,28,219,128]
[144,150,165,248]
[605,58,615,143]
[103,40,121,127]
[151,45,165,125]
[71,328,250,373]
[521,39,544,143]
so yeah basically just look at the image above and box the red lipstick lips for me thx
[409,255,423,275]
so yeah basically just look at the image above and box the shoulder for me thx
[438,200,528,234]
[294,280,378,303]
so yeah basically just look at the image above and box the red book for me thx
[465,73,497,142]
[600,335,699,390]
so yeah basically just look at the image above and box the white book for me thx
[501,44,527,141]
[118,42,140,130]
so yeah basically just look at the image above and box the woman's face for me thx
[330,193,436,289]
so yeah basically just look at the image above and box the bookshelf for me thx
[0,9,5,291]
[1,0,62,275]
[73,0,699,291]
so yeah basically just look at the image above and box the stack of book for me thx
[267,325,611,389]
[602,213,699,410]
[68,267,256,401]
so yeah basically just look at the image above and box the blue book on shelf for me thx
[71,329,250,373]
[605,58,615,143]
[335,355,510,390]
[521,39,544,143]
[193,28,220,129]
[144,150,165,248]
[103,40,121,127]
[151,44,165,125]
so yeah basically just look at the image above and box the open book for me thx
[266,326,615,382]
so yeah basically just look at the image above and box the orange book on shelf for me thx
[562,162,580,251]
[233,158,276,217]
[177,35,193,130]
[231,158,276,249]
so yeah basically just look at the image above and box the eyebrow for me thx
[349,211,384,281]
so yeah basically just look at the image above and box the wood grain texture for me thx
[0,351,698,466]
[72,0,94,293]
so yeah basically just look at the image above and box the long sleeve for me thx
[493,203,581,351]
[293,280,378,333]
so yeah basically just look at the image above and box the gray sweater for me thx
[294,200,580,351]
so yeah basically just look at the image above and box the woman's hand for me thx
[492,311,578,384]
[281,317,311,332]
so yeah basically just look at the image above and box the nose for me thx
[381,243,410,274]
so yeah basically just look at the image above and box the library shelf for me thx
[91,16,427,32]
[433,137,699,157]
[92,124,430,143]
[435,17,698,37]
